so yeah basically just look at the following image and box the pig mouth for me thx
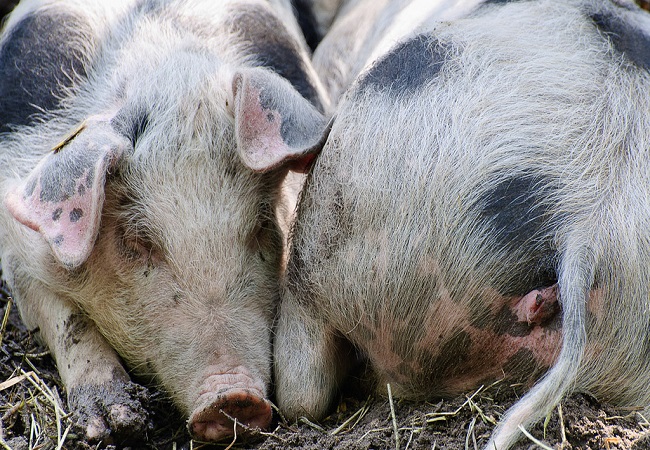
[188,384,272,442]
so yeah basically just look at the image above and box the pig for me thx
[0,0,329,444]
[274,0,650,448]
[290,0,345,49]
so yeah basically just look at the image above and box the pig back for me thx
[286,0,650,400]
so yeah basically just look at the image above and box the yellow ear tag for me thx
[52,121,87,154]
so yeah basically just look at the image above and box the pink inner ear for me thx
[4,122,129,269]
[236,80,296,172]
[5,159,107,269]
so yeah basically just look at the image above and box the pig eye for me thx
[119,227,162,265]
[249,217,281,263]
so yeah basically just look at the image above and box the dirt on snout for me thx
[1,285,650,450]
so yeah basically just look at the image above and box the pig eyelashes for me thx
[248,216,282,263]
[117,222,163,266]
[111,109,150,148]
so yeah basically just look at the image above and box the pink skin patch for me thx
[512,284,559,325]
[363,283,564,397]
[188,366,271,442]
[441,285,563,393]
[5,168,98,267]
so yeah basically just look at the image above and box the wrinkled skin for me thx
[0,0,328,443]
[275,0,650,449]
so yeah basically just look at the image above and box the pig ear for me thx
[233,68,329,173]
[4,117,131,269]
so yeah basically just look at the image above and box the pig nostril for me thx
[188,389,272,442]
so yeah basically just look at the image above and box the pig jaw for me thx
[187,365,271,441]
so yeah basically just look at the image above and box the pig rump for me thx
[276,1,650,449]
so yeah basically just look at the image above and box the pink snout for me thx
[188,370,272,442]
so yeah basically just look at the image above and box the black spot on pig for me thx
[480,176,546,249]
[493,304,533,337]
[258,87,328,151]
[0,12,90,133]
[53,235,64,246]
[591,11,650,71]
[0,1,17,19]
[38,150,96,203]
[70,208,84,223]
[112,107,150,148]
[63,312,89,350]
[356,35,449,96]
[229,5,322,111]
[478,175,557,295]
[52,208,63,221]
[502,348,547,381]
[423,330,472,377]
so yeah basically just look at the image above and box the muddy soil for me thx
[2,284,649,450]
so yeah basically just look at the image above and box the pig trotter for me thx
[188,388,272,441]
[68,379,151,444]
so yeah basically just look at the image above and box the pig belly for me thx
[362,286,562,398]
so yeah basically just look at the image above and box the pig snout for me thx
[188,366,272,441]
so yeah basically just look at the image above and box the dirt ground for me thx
[2,282,650,450]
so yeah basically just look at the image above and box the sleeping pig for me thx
[274,0,650,448]
[0,0,328,443]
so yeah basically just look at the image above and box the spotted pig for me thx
[274,0,650,448]
[0,0,328,444]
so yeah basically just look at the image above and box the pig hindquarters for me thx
[275,0,650,449]
[0,0,328,443]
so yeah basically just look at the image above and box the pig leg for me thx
[274,291,352,421]
[13,277,149,443]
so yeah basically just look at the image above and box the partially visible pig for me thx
[0,0,328,444]
[290,0,345,49]
[274,0,650,448]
